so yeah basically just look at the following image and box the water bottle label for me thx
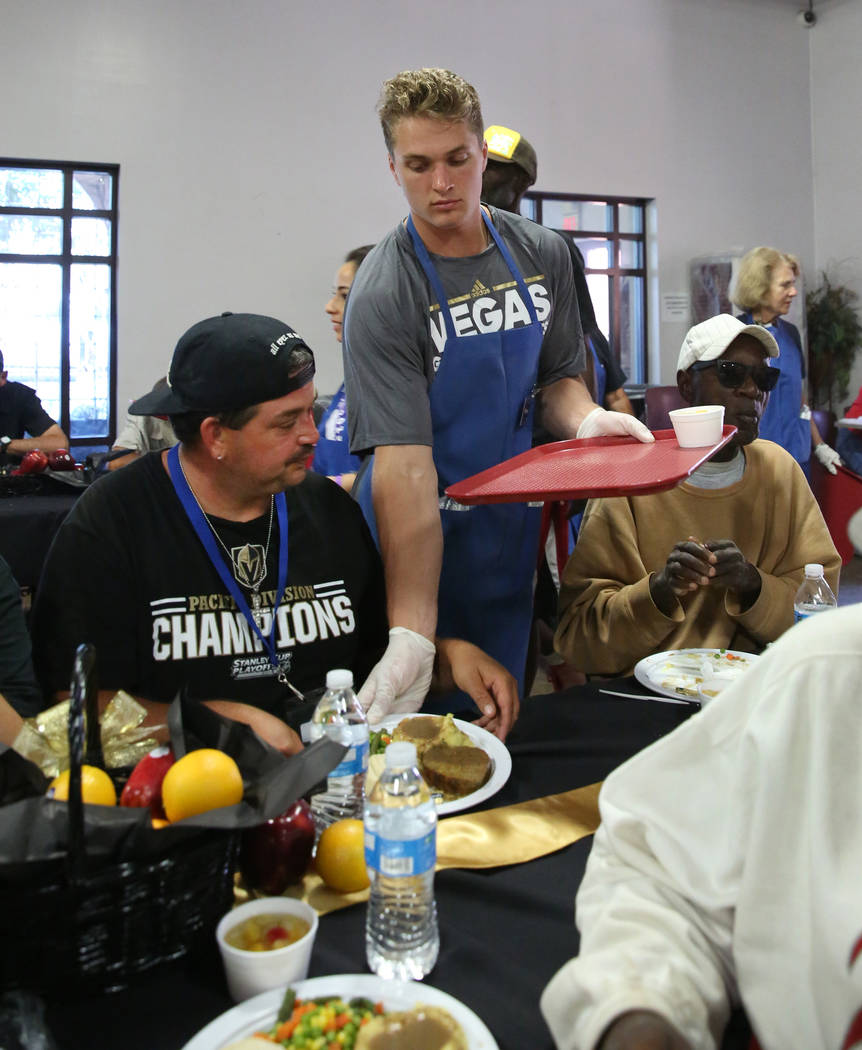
[365,828,436,877]
[794,604,834,623]
[329,738,369,778]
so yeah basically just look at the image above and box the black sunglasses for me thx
[690,358,779,393]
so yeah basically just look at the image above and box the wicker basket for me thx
[0,645,238,995]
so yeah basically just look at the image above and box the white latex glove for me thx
[577,406,654,443]
[814,442,843,475]
[359,627,436,725]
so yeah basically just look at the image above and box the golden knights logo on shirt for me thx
[231,543,266,590]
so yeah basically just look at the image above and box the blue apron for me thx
[311,384,361,477]
[740,313,810,470]
[357,211,544,710]
[588,333,607,407]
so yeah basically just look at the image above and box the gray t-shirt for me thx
[342,207,585,454]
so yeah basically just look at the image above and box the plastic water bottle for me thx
[308,669,368,835]
[793,563,838,622]
[364,741,439,981]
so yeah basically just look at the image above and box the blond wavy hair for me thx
[733,246,800,311]
[377,68,484,155]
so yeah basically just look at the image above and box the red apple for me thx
[239,798,315,894]
[47,448,76,470]
[120,746,175,819]
[18,449,48,474]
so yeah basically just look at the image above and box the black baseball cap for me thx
[129,312,315,416]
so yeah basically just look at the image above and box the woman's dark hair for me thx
[345,245,374,271]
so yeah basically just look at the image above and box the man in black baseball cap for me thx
[32,312,389,754]
[34,311,519,750]
[128,312,316,418]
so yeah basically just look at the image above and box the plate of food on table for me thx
[634,648,759,705]
[183,972,499,1049]
[368,712,511,816]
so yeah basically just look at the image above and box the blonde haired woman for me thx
[734,246,841,477]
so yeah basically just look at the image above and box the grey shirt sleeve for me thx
[113,414,147,451]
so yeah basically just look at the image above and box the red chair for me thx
[644,385,686,431]
[809,458,862,565]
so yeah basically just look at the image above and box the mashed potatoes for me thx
[354,1004,467,1050]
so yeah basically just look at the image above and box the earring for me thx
[217,454,224,461]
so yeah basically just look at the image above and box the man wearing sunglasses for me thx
[554,314,840,676]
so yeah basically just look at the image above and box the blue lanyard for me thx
[167,445,290,679]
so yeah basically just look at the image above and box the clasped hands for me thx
[650,535,761,615]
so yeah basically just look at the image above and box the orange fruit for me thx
[160,748,243,822]
[315,818,370,893]
[48,765,117,806]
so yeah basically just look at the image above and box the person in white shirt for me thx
[541,601,862,1050]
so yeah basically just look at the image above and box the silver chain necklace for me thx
[178,455,274,627]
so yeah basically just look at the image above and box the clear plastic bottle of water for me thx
[308,669,368,836]
[364,741,439,981]
[793,562,838,622]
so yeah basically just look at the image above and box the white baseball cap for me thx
[677,314,779,372]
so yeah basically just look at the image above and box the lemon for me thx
[48,765,117,806]
[160,748,243,822]
[315,818,370,893]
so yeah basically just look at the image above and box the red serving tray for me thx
[444,426,737,505]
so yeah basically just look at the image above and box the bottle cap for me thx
[325,668,354,689]
[804,563,824,577]
[385,742,417,769]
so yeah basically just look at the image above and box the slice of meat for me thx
[421,744,491,798]
[392,715,444,757]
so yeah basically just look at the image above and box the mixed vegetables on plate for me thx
[252,987,384,1048]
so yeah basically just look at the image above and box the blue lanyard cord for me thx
[166,446,295,688]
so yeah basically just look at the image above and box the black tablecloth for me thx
[0,488,80,591]
[29,682,748,1050]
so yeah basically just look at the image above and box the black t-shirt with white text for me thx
[32,454,388,719]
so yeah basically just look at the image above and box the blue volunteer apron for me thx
[587,332,607,408]
[739,312,810,470]
[311,384,361,477]
[357,210,544,710]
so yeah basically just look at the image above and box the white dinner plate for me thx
[634,648,758,704]
[181,973,500,1050]
[372,714,512,816]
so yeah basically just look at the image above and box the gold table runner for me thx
[252,781,602,917]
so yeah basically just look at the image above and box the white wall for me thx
[0,0,843,428]
[811,0,862,410]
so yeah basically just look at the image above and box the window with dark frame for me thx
[0,159,119,451]
[521,191,650,385]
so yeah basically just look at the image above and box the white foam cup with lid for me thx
[668,405,725,448]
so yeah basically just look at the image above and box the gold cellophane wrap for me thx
[11,691,163,779]
[235,781,602,917]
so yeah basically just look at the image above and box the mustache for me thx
[289,445,316,464]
